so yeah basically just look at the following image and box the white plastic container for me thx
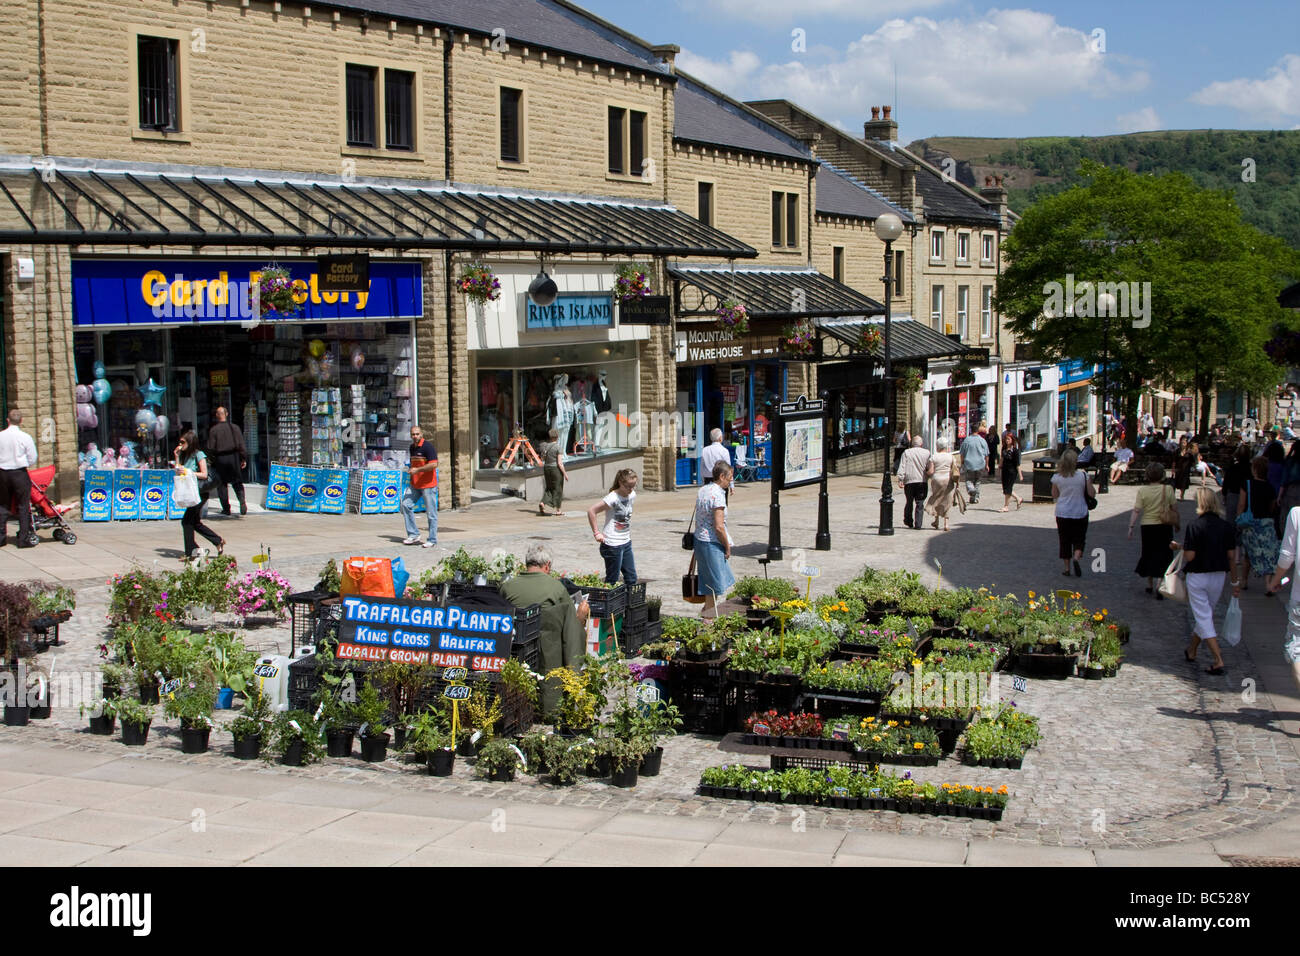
[252,654,293,712]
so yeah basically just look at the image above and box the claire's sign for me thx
[337,596,513,672]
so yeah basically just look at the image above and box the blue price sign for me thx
[442,684,472,701]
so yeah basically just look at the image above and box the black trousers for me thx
[212,452,245,512]
[903,482,927,528]
[0,468,33,542]
[182,503,222,556]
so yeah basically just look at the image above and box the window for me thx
[607,106,647,175]
[894,250,905,297]
[137,36,179,131]
[345,64,377,147]
[957,232,970,263]
[981,285,993,338]
[931,285,944,330]
[982,233,995,263]
[832,247,845,284]
[384,69,414,150]
[697,182,713,227]
[957,285,969,339]
[772,192,799,248]
[500,87,523,163]
[930,229,945,261]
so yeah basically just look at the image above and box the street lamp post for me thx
[874,213,904,536]
[1098,291,1116,493]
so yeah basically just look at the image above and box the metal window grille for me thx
[137,36,178,131]
[346,64,377,147]
[384,70,414,150]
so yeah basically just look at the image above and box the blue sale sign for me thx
[319,469,349,515]
[111,471,142,520]
[82,470,113,521]
[292,467,322,513]
[139,470,171,520]
[266,464,293,511]
[380,470,401,514]
[359,471,385,515]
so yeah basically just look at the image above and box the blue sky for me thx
[576,0,1300,141]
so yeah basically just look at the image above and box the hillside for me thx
[907,130,1300,249]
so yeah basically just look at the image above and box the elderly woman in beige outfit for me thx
[925,436,964,531]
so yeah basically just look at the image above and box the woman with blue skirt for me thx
[694,461,735,619]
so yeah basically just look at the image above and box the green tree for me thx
[996,161,1300,442]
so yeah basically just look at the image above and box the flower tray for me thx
[696,785,1005,819]
[1011,651,1079,679]
[853,749,940,767]
[964,755,1024,769]
[739,733,854,753]
[676,645,729,665]
[570,582,626,619]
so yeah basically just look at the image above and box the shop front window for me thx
[831,384,887,457]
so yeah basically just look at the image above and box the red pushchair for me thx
[9,465,78,545]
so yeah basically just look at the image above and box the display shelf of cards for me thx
[357,359,391,453]
[310,387,343,466]
[349,384,366,466]
[275,392,302,462]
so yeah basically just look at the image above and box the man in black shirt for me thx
[206,406,248,516]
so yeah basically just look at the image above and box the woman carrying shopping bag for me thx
[1172,487,1240,674]
[173,430,224,560]
[693,461,735,619]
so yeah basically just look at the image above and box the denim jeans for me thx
[401,486,438,540]
[962,468,984,501]
[599,542,637,585]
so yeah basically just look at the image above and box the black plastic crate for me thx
[510,634,542,672]
[640,620,663,646]
[669,657,727,688]
[626,603,648,630]
[580,583,626,619]
[674,683,726,735]
[288,590,338,654]
[447,581,501,602]
[287,655,374,712]
[768,753,875,772]
[513,602,542,644]
[618,623,645,657]
[625,582,647,608]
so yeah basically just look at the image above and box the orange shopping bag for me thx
[340,557,396,598]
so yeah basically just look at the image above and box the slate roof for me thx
[861,140,1001,225]
[821,316,989,364]
[815,163,914,224]
[324,0,667,72]
[673,76,813,162]
[668,264,882,319]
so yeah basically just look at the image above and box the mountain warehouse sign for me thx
[675,328,780,366]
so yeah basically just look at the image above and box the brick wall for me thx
[0,0,41,155]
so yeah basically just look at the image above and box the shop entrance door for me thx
[169,366,197,437]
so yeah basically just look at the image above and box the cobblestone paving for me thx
[8,477,1299,849]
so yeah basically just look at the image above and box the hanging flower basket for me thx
[458,263,501,303]
[859,326,883,352]
[949,361,976,387]
[254,266,303,318]
[716,300,749,335]
[897,368,924,394]
[614,262,653,301]
[781,319,817,356]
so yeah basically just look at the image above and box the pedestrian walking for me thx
[693,461,735,619]
[173,430,223,559]
[894,436,933,529]
[1266,507,1300,691]
[1236,456,1279,588]
[205,405,248,516]
[588,468,638,585]
[1129,463,1178,598]
[925,436,962,531]
[0,409,38,548]
[1277,442,1300,529]
[1263,426,1286,493]
[537,428,568,516]
[400,424,438,547]
[700,428,731,481]
[999,432,1023,511]
[1175,487,1239,675]
[1052,447,1095,577]
[1221,444,1251,525]
[1172,436,1194,500]
[958,426,991,505]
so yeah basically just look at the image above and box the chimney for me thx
[864,105,897,143]
[980,173,1009,227]
[651,43,678,73]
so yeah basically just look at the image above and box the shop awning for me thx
[668,263,884,321]
[0,157,757,258]
[819,316,990,365]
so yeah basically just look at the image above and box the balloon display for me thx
[137,378,167,409]
[93,361,106,379]
[75,384,92,404]
[134,408,158,431]
[152,415,170,438]
[308,339,326,358]
[76,403,98,428]
[91,379,112,404]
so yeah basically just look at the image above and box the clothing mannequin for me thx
[549,373,575,454]
[594,370,612,414]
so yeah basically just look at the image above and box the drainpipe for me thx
[442,29,457,507]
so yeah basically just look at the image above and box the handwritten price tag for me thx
[443,684,472,701]
[1011,676,1028,692]
[443,667,468,681]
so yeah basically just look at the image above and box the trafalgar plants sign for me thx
[337,596,515,672]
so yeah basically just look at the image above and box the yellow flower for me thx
[903,720,911,726]
[913,742,925,750]
[872,734,882,742]
[865,717,875,724]
[1027,590,1036,599]
[887,720,898,728]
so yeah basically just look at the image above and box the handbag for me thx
[1221,596,1243,647]
[171,472,200,509]
[1158,550,1188,603]
[681,554,706,604]
[1160,487,1180,528]
[1236,482,1255,527]
[681,510,696,551]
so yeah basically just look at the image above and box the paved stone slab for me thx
[0,797,78,834]
[14,808,184,847]
[712,819,849,855]
[72,759,204,789]
[595,811,731,843]
[0,832,109,865]
[474,803,614,833]
[833,854,964,867]
[159,768,303,799]
[205,800,352,833]
[130,822,296,863]
[394,845,540,866]
[838,831,969,864]
[550,832,706,866]
[692,843,837,866]
[5,778,148,810]
[267,781,398,811]
[429,821,582,860]
[365,792,504,821]
[1211,816,1300,858]
[0,770,52,792]
[100,787,247,822]
[311,811,467,846]
[79,848,231,867]
[1095,844,1230,867]
[965,842,1097,866]
[242,834,416,867]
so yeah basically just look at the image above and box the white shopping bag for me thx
[1221,596,1243,647]
[172,471,200,509]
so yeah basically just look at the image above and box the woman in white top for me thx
[587,468,637,585]
[1267,505,1300,693]
[1109,439,1135,485]
[1052,447,1096,577]
[693,461,735,619]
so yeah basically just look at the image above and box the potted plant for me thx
[408,715,455,776]
[80,697,117,735]
[780,319,817,356]
[614,262,653,301]
[164,677,216,753]
[203,631,255,709]
[229,687,272,759]
[858,325,883,351]
[267,709,325,766]
[548,666,599,736]
[458,263,502,304]
[316,559,342,597]
[517,729,550,774]
[227,568,293,623]
[542,736,590,785]
[254,265,303,318]
[475,737,523,782]
[632,699,681,776]
[353,682,391,763]
[100,661,133,700]
[314,670,357,757]
[115,697,154,746]
[601,734,650,788]
[0,582,32,669]
[645,596,662,624]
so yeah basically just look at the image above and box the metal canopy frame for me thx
[668,264,884,322]
[0,161,757,258]
[820,317,990,366]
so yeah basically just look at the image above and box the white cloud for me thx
[1114,106,1162,133]
[689,0,949,21]
[1190,54,1300,123]
[675,9,1148,128]
[675,49,762,91]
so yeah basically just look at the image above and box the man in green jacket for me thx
[499,543,588,717]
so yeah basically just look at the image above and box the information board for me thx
[336,596,514,672]
[772,396,826,490]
